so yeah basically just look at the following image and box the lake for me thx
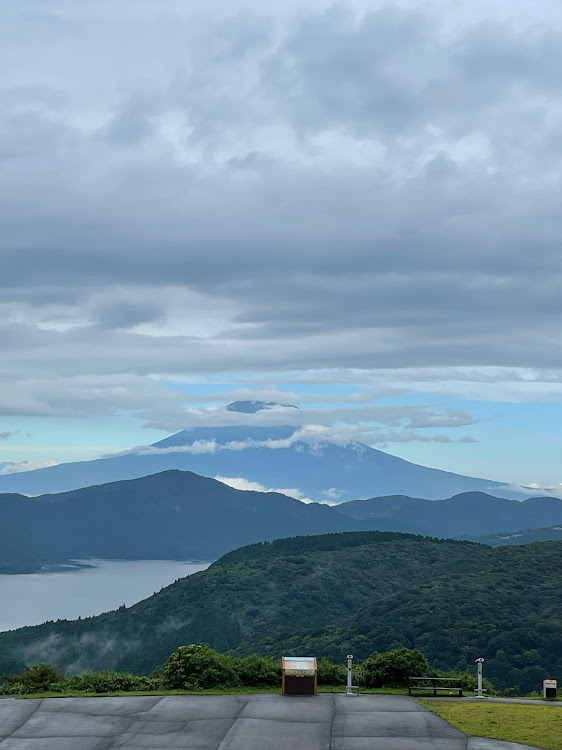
[0,559,210,633]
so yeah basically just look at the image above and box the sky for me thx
[1,0,562,492]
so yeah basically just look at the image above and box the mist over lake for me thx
[0,559,210,633]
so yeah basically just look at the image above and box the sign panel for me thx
[543,679,557,699]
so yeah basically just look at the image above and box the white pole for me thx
[346,654,353,696]
[475,658,485,698]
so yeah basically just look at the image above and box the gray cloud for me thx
[2,1,562,427]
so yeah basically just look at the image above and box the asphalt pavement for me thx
[0,693,544,749]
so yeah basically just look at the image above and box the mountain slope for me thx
[0,423,515,500]
[266,539,562,694]
[465,524,562,546]
[0,400,517,499]
[0,532,559,694]
[0,470,374,572]
[2,472,561,572]
[0,533,486,674]
[336,491,562,537]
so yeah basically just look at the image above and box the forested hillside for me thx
[337,492,562,538]
[467,525,562,546]
[1,531,560,694]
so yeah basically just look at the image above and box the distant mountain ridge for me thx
[1,470,561,573]
[336,492,562,538]
[0,470,364,573]
[0,403,520,499]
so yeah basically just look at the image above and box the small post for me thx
[474,657,486,698]
[346,654,354,696]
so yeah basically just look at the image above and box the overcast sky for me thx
[2,0,562,490]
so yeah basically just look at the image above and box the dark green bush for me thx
[234,653,281,687]
[363,648,429,688]
[1,664,64,694]
[64,671,160,693]
[317,658,347,686]
[163,644,240,689]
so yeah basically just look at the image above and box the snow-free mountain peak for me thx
[226,400,299,413]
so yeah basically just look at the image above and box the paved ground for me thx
[0,694,543,749]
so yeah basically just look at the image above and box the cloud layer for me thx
[2,1,562,439]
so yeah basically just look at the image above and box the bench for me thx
[408,677,463,697]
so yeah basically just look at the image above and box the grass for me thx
[420,700,562,750]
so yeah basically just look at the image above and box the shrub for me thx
[0,681,27,696]
[363,648,429,688]
[317,658,347,686]
[1,664,64,694]
[163,644,240,689]
[234,653,281,687]
[64,671,160,693]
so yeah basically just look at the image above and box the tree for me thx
[163,644,239,689]
[363,648,428,688]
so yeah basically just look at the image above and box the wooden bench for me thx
[408,677,463,697]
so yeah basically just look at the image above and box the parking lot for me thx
[0,693,541,749]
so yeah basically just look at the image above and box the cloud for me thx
[111,417,477,461]
[322,487,346,501]
[143,403,478,430]
[498,482,562,499]
[214,475,315,503]
[1,0,562,471]
[0,459,58,475]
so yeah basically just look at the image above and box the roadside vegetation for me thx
[0,645,487,698]
[422,700,562,750]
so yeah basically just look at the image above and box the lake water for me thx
[0,559,211,633]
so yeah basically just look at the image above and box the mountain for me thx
[226,400,299,413]
[464,524,562,547]
[336,491,562,538]
[2,472,561,572]
[1,531,559,694]
[0,470,371,573]
[0,403,519,499]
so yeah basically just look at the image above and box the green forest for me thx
[0,531,560,695]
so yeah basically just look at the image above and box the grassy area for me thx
[14,685,407,699]
[421,700,562,750]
